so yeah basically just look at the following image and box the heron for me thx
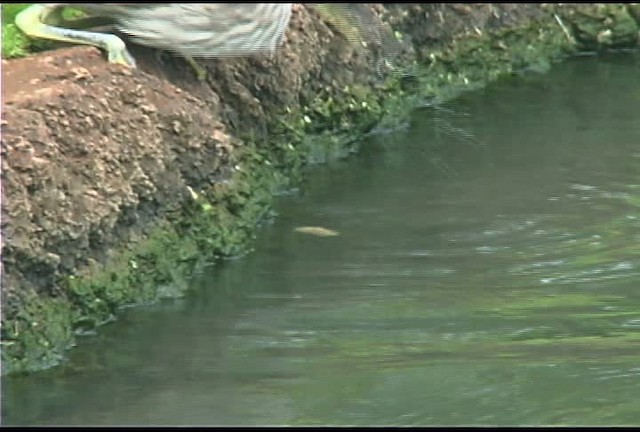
[14,3,403,79]
[14,3,294,79]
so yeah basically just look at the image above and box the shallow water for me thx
[3,53,640,426]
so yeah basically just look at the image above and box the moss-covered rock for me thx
[565,4,640,50]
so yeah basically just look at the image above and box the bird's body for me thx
[66,3,293,58]
[15,3,293,70]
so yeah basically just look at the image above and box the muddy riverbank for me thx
[1,3,638,375]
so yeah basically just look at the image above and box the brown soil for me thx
[1,45,231,302]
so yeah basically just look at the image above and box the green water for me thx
[3,53,640,426]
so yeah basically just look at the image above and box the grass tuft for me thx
[2,4,87,59]
[2,4,32,58]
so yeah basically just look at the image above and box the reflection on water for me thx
[3,53,640,426]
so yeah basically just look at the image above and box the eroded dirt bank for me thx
[1,4,639,374]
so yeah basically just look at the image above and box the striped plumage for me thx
[14,3,294,71]
[66,3,293,58]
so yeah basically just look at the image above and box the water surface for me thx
[3,53,640,426]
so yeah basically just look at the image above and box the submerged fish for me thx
[294,226,340,237]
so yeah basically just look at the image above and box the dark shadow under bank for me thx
[1,3,639,375]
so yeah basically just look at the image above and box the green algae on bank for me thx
[2,4,639,376]
[1,141,285,374]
